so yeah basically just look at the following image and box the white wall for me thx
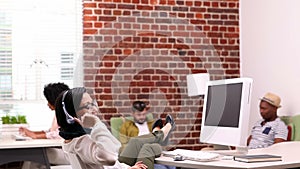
[241,0,300,126]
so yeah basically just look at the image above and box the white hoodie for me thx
[62,120,130,169]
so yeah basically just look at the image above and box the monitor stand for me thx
[217,146,248,156]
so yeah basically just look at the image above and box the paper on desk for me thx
[12,134,32,141]
[162,149,198,156]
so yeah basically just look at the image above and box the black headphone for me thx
[62,90,75,124]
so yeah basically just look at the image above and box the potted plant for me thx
[1,115,29,135]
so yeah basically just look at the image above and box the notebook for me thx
[233,154,282,163]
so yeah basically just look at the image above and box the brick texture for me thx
[83,0,240,150]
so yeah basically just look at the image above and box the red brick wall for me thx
[83,0,240,150]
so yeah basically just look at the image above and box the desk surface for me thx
[0,135,63,149]
[156,141,300,169]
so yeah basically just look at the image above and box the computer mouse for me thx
[173,155,184,161]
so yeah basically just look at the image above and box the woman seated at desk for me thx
[55,87,175,169]
[20,83,70,169]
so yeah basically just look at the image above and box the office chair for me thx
[67,153,85,169]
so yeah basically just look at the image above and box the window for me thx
[0,0,83,129]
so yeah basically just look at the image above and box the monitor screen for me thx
[200,78,253,148]
[204,83,243,128]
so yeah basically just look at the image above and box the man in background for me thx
[247,92,288,149]
[20,82,70,169]
[119,101,155,152]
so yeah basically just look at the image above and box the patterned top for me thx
[45,116,60,139]
[248,117,288,149]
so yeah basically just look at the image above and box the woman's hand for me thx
[129,161,148,169]
[19,127,35,138]
[80,113,100,128]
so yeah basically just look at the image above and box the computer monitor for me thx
[200,78,253,152]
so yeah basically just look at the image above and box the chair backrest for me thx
[280,115,300,141]
[291,114,300,141]
[110,113,153,140]
[110,116,126,140]
[67,153,85,169]
[280,116,294,141]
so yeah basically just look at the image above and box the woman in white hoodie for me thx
[55,87,175,169]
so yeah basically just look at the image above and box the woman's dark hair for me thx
[132,101,147,112]
[43,83,70,106]
[55,87,87,139]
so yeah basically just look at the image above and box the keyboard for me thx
[162,149,220,162]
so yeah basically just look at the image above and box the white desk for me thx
[156,141,300,169]
[0,135,63,169]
